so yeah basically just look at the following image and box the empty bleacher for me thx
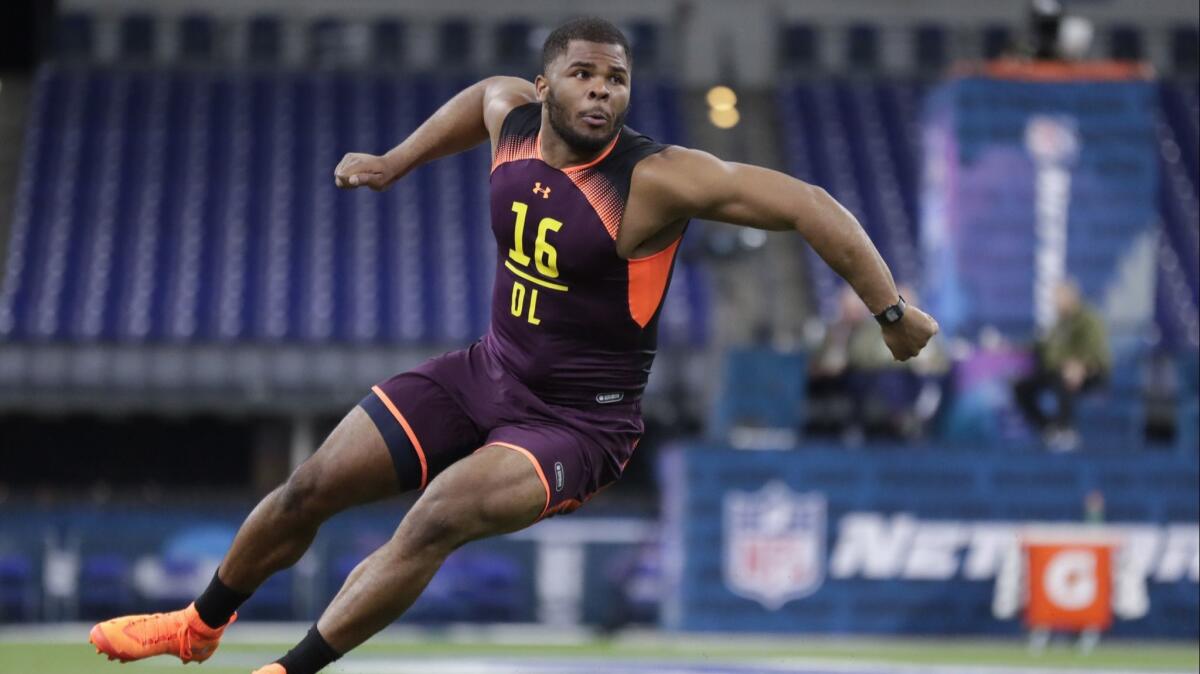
[0,65,705,349]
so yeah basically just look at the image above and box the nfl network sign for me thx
[723,482,826,610]
[722,485,1199,612]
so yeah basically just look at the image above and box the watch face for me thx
[887,308,900,322]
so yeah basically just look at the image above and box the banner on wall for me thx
[724,483,826,609]
[661,446,1199,637]
[920,73,1158,340]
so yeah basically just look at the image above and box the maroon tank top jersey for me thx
[485,103,685,406]
[361,103,681,517]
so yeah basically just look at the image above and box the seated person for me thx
[809,285,946,443]
[1013,279,1110,450]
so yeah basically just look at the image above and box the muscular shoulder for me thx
[630,145,732,219]
[483,77,537,140]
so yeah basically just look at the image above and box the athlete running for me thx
[89,17,938,674]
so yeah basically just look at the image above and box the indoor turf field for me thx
[1,627,1196,674]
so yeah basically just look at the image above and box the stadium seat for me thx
[846,24,880,71]
[2,66,706,348]
[179,14,216,62]
[0,554,36,621]
[119,13,156,61]
[1178,351,1199,454]
[1172,25,1199,73]
[1109,25,1144,62]
[439,19,472,67]
[248,15,283,66]
[496,20,534,69]
[627,21,661,70]
[982,24,1013,60]
[914,24,948,73]
[1179,396,1199,454]
[780,24,820,71]
[309,17,347,69]
[54,12,95,61]
[710,347,807,448]
[79,554,134,618]
[372,18,406,68]
[1076,393,1146,452]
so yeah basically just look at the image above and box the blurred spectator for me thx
[1013,280,1111,451]
[806,287,869,440]
[807,286,947,444]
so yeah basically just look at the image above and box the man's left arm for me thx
[642,147,938,361]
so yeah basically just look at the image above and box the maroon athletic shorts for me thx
[359,339,642,519]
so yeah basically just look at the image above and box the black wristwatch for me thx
[874,295,907,326]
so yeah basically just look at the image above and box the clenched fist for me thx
[882,304,939,362]
[334,153,396,191]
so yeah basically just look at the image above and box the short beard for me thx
[544,87,626,155]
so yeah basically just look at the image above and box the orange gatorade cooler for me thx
[1023,530,1117,632]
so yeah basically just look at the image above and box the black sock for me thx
[193,569,251,629]
[277,626,342,674]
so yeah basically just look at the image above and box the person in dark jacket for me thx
[1014,280,1111,450]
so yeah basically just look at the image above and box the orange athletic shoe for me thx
[88,602,235,663]
[252,665,287,674]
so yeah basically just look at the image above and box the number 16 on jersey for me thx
[506,201,566,326]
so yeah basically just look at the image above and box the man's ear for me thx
[534,74,548,102]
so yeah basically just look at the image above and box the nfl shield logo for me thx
[723,481,826,610]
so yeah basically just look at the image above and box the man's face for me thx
[538,40,631,154]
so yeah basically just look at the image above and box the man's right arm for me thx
[334,76,536,191]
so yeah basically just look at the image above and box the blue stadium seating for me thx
[372,19,406,68]
[179,14,216,63]
[79,554,134,616]
[779,77,1199,354]
[914,24,948,73]
[1110,25,1144,61]
[1155,80,1200,351]
[248,15,283,65]
[309,17,348,69]
[982,25,1013,60]
[0,554,36,621]
[710,348,807,445]
[496,20,534,67]
[54,13,95,61]
[1179,350,1199,453]
[119,14,156,61]
[780,24,820,71]
[778,78,926,318]
[1173,25,1200,73]
[627,21,662,70]
[0,66,708,349]
[439,20,473,67]
[777,76,1198,450]
[846,24,880,71]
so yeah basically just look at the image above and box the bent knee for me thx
[278,463,338,521]
[401,491,515,552]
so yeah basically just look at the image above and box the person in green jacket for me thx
[1014,279,1111,450]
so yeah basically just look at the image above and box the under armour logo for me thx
[532,182,551,199]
